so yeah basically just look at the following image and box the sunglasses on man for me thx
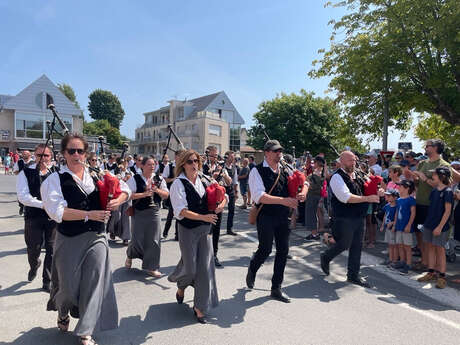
[67,148,85,155]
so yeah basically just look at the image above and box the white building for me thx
[0,75,83,155]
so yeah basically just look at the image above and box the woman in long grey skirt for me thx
[41,133,131,345]
[168,149,226,323]
[305,155,327,241]
[125,156,169,277]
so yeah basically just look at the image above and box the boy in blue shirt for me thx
[380,189,398,266]
[417,167,453,289]
[392,180,416,274]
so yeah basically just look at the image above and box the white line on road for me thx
[237,230,460,331]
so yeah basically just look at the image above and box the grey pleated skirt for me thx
[126,207,161,270]
[107,202,131,241]
[47,230,118,336]
[168,223,219,313]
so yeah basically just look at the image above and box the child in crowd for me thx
[417,167,453,289]
[392,180,416,274]
[380,189,399,266]
[387,165,402,190]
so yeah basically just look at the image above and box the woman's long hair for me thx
[175,149,202,177]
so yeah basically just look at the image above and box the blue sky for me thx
[0,0,422,152]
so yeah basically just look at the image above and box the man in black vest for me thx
[130,155,143,175]
[246,140,307,302]
[157,154,174,209]
[320,151,379,288]
[16,144,56,292]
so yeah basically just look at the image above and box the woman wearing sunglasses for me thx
[168,149,224,323]
[125,156,169,277]
[40,133,131,345]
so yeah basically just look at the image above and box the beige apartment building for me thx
[133,91,245,156]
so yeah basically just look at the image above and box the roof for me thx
[187,91,221,117]
[1,74,81,116]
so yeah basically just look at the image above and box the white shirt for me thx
[370,164,382,176]
[126,173,168,194]
[169,173,206,220]
[40,165,131,223]
[131,165,142,175]
[248,160,294,204]
[329,169,356,203]
[225,164,239,186]
[155,162,173,179]
[127,159,134,168]
[13,158,34,173]
[16,163,47,209]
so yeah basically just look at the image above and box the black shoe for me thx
[28,259,41,281]
[246,268,256,289]
[214,256,223,268]
[270,288,291,303]
[19,206,23,216]
[347,276,371,288]
[174,236,179,241]
[109,233,116,241]
[193,307,206,324]
[305,234,319,241]
[42,282,51,293]
[176,290,184,304]
[286,254,293,259]
[162,231,168,239]
[320,253,330,276]
[227,230,238,236]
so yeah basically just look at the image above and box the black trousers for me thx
[24,217,56,283]
[226,193,235,231]
[163,200,178,237]
[249,213,290,290]
[322,216,365,279]
[210,212,223,256]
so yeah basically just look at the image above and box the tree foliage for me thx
[83,119,129,149]
[57,83,83,117]
[88,89,125,129]
[415,114,460,159]
[310,0,460,138]
[247,90,367,159]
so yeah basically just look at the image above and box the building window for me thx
[208,124,221,136]
[230,124,241,152]
[16,114,43,139]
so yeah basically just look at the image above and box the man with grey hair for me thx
[320,151,379,288]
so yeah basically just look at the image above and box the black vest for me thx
[177,178,209,229]
[256,163,290,218]
[330,169,368,218]
[133,174,162,210]
[225,165,235,195]
[57,172,104,237]
[130,165,138,175]
[23,167,54,220]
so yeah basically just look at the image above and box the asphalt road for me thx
[1,173,460,345]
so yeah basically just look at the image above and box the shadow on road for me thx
[112,266,175,290]
[0,281,43,298]
[0,229,24,237]
[0,247,27,259]
[0,326,76,345]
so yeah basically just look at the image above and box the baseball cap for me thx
[395,152,404,157]
[405,151,417,158]
[365,151,377,158]
[396,179,415,189]
[429,166,451,178]
[399,160,409,167]
[264,140,283,152]
[384,189,399,197]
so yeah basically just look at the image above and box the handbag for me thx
[248,170,281,225]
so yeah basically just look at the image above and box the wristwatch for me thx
[84,212,89,223]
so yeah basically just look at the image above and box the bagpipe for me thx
[44,93,124,210]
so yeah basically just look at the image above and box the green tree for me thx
[415,114,460,158]
[88,89,125,129]
[57,83,83,117]
[247,90,367,159]
[310,0,460,144]
[83,119,129,149]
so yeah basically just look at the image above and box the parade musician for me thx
[16,144,56,292]
[246,140,307,303]
[41,133,131,345]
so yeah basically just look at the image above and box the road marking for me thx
[236,230,460,330]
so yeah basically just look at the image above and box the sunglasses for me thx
[66,148,85,155]
[37,154,50,158]
[90,159,97,162]
[186,159,199,165]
